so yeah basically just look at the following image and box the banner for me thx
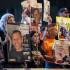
[56,16,70,39]
[19,24,29,36]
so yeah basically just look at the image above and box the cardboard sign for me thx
[54,40,70,64]
[19,24,29,36]
[56,16,70,39]
[43,0,50,22]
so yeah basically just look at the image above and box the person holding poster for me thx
[53,39,70,64]
[56,16,70,39]
[0,13,15,41]
[8,30,31,64]
[42,24,58,68]
[57,8,70,39]
[30,31,45,68]
[58,8,69,17]
[30,8,41,33]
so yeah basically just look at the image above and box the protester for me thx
[0,13,15,41]
[8,30,31,63]
[30,8,41,33]
[30,31,45,68]
[42,24,58,68]
[58,8,69,17]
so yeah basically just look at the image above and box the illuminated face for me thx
[62,11,69,17]
[32,33,39,43]
[7,16,15,23]
[48,27,58,38]
[33,9,40,21]
[12,32,23,49]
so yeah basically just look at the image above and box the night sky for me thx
[0,0,70,8]
[0,0,70,21]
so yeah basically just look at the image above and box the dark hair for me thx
[58,8,68,16]
[30,31,36,37]
[33,8,40,15]
[47,23,56,28]
[47,24,57,32]
[59,8,68,13]
[12,30,22,38]
[8,16,14,20]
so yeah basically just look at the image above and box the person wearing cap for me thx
[58,8,69,17]
[8,30,31,65]
[0,13,15,41]
[57,8,69,39]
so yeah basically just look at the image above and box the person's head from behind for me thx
[12,30,23,50]
[47,24,58,39]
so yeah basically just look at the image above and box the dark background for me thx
[0,0,70,22]
[0,0,70,68]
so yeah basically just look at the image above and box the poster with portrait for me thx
[21,0,42,32]
[30,2,42,33]
[53,39,70,64]
[43,0,50,22]
[56,16,70,39]
[6,23,31,63]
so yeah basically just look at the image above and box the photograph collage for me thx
[0,0,70,69]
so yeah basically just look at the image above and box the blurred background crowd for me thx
[0,0,70,68]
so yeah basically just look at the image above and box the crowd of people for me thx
[0,6,70,68]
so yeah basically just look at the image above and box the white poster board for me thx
[43,0,50,22]
[19,24,29,36]
[54,40,70,64]
[56,16,70,39]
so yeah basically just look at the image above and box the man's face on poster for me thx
[12,32,23,49]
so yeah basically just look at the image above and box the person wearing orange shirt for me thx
[42,24,58,68]
[43,25,58,57]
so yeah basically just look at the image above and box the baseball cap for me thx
[59,8,68,13]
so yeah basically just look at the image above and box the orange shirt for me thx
[43,38,55,56]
